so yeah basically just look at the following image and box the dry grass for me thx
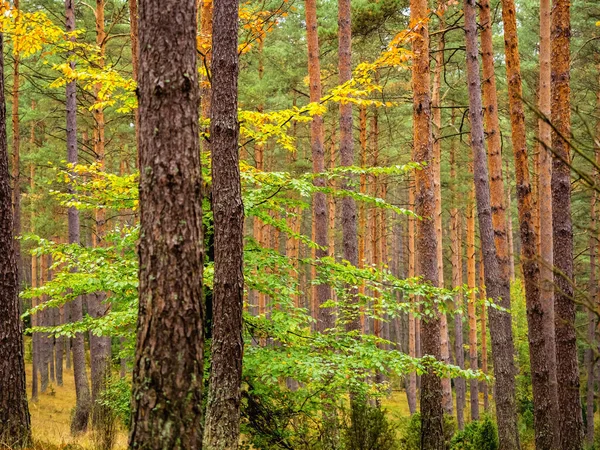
[24,364,128,450]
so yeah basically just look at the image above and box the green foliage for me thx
[449,416,499,450]
[96,376,132,429]
[342,399,399,450]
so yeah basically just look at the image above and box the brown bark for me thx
[466,187,479,422]
[306,0,332,332]
[500,0,555,447]
[551,1,582,447]
[338,0,359,335]
[432,11,452,415]
[203,0,243,445]
[407,179,417,414]
[538,0,560,442]
[0,29,31,447]
[477,251,489,411]
[129,0,204,446]
[411,0,444,446]
[65,0,92,434]
[505,168,516,281]
[450,128,466,430]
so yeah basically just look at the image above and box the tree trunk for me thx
[65,0,92,435]
[500,0,554,447]
[538,0,560,444]
[450,129,466,430]
[466,187,479,422]
[551,1,582,447]
[407,178,418,414]
[0,29,32,448]
[306,0,332,332]
[478,251,489,411]
[410,0,444,447]
[432,10,452,414]
[202,0,244,446]
[129,0,205,447]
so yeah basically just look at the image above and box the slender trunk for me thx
[450,129,466,429]
[551,1,582,447]
[203,0,243,444]
[505,168,516,281]
[11,0,21,287]
[500,0,553,447]
[538,0,560,444]
[339,0,359,330]
[65,0,91,435]
[306,0,332,333]
[411,0,444,446]
[0,28,31,447]
[478,251,489,411]
[585,191,596,445]
[432,11,452,415]
[129,0,205,446]
[40,250,49,393]
[466,187,479,422]
[31,251,39,402]
[407,179,418,414]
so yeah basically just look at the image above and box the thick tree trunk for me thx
[464,3,520,446]
[65,0,92,435]
[129,0,205,447]
[202,0,244,446]
[0,29,31,448]
[410,0,444,447]
[551,1,582,447]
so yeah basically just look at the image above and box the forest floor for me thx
[25,364,129,450]
[25,363,490,449]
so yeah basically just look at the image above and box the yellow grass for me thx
[24,363,128,450]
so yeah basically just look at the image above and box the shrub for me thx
[342,399,398,450]
[449,416,499,450]
[398,413,457,450]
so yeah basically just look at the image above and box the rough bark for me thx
[129,0,205,447]
[465,3,520,446]
[202,0,244,446]
[499,0,555,447]
[0,29,31,448]
[306,0,332,332]
[478,252,489,411]
[551,1,582,447]
[411,0,444,446]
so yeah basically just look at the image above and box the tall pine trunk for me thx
[306,0,332,332]
[203,0,244,446]
[407,178,418,414]
[464,1,520,446]
[500,0,555,446]
[129,0,205,446]
[466,186,479,422]
[551,0,583,447]
[65,0,92,434]
[0,29,31,448]
[410,0,444,446]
